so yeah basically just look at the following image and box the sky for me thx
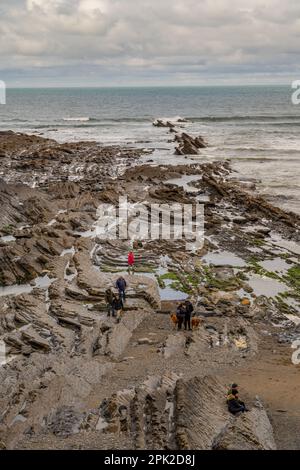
[0,0,300,87]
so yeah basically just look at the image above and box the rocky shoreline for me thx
[0,128,299,450]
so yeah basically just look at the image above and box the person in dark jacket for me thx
[105,288,115,317]
[116,276,127,301]
[112,294,124,323]
[184,300,194,331]
[227,390,248,415]
[176,303,186,330]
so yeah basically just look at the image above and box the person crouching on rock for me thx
[116,276,127,302]
[112,293,124,323]
[228,382,239,396]
[176,303,186,331]
[184,299,194,331]
[105,288,115,317]
[227,389,248,415]
[128,251,135,275]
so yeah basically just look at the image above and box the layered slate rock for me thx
[91,374,276,450]
[175,376,276,450]
[175,133,207,155]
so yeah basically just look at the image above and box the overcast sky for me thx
[0,0,300,87]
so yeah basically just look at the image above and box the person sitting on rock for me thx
[184,299,194,331]
[227,383,239,396]
[105,288,115,317]
[116,276,127,301]
[176,303,186,331]
[227,389,248,415]
[112,293,124,323]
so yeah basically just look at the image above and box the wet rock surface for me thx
[0,131,299,450]
[174,133,207,155]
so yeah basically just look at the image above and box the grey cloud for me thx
[0,0,300,85]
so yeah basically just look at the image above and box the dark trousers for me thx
[118,289,126,301]
[107,304,116,317]
[228,401,246,415]
[229,405,246,415]
[184,314,191,330]
[177,316,184,330]
[238,401,246,412]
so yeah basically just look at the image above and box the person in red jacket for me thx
[128,251,135,275]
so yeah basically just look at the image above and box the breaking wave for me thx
[63,117,93,122]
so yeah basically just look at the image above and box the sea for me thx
[0,86,299,214]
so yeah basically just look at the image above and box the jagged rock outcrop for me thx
[153,119,175,129]
[93,310,151,359]
[175,376,276,450]
[175,133,207,155]
[213,401,276,450]
[152,118,188,129]
[92,374,276,450]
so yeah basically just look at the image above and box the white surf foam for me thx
[63,117,91,122]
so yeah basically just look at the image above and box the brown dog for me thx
[191,317,201,330]
[170,314,178,329]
